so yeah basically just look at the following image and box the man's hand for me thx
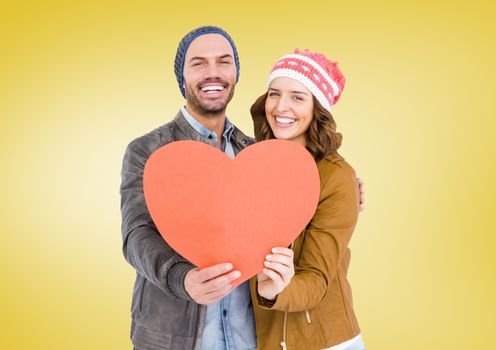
[358,177,365,212]
[185,263,241,305]
[257,247,295,301]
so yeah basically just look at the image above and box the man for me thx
[120,26,257,350]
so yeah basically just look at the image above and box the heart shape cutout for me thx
[143,139,320,287]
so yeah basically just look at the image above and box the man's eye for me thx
[221,61,231,64]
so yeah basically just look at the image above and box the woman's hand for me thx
[257,247,295,301]
[358,177,365,212]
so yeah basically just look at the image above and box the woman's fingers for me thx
[264,247,295,286]
[264,261,294,285]
[258,247,295,300]
[265,253,292,267]
[271,247,294,258]
[262,267,285,288]
[266,248,294,266]
[358,177,365,212]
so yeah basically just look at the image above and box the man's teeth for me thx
[276,116,296,125]
[201,85,224,92]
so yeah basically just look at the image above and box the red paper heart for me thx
[143,139,320,287]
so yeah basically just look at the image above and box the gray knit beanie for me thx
[174,26,240,97]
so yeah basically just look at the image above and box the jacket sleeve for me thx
[120,139,195,301]
[258,161,360,312]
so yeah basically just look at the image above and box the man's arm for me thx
[120,139,241,303]
[120,140,195,300]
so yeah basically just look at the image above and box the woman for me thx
[249,49,365,350]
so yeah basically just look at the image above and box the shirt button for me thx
[223,309,227,317]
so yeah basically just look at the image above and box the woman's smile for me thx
[274,115,297,127]
[265,77,314,146]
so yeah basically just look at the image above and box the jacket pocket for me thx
[132,324,173,350]
[316,309,352,345]
[288,309,319,349]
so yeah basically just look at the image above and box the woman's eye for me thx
[293,96,303,101]
[268,92,279,97]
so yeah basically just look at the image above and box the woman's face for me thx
[265,77,314,146]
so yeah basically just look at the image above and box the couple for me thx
[120,26,365,350]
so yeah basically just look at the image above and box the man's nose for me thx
[204,62,221,79]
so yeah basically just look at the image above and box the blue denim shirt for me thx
[181,106,235,155]
[181,107,257,350]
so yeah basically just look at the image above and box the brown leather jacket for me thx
[249,154,361,350]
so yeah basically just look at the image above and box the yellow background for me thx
[1,0,495,349]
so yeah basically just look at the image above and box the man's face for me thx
[183,34,237,117]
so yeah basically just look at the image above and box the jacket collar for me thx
[172,109,255,155]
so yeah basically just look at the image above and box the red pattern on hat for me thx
[294,49,346,105]
[269,49,346,110]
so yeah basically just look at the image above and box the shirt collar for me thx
[181,106,234,142]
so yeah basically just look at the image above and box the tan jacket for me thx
[249,154,361,350]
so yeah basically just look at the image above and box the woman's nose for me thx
[276,96,290,113]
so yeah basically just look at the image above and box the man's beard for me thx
[185,79,235,118]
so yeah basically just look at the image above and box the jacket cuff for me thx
[257,283,291,311]
[260,295,277,308]
[166,262,195,301]
[254,279,278,309]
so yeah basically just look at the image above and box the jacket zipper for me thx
[280,241,295,350]
[280,311,288,350]
[305,310,312,324]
